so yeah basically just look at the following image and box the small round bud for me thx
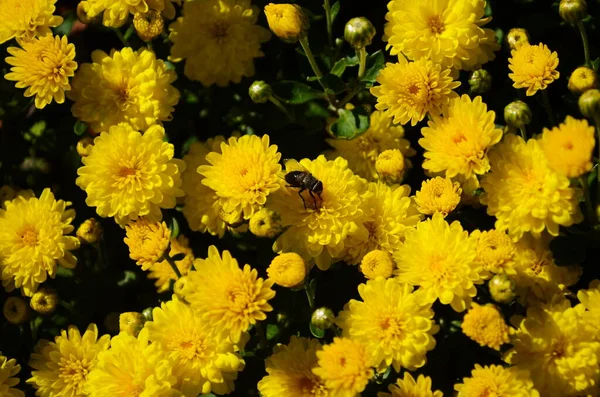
[0,185,17,205]
[559,0,588,25]
[249,207,282,238]
[578,88,600,119]
[277,313,290,327]
[488,274,517,304]
[504,100,532,128]
[77,218,104,244]
[267,252,307,288]
[76,136,94,157]
[30,287,58,315]
[142,307,154,321]
[360,250,394,279]
[3,296,30,325]
[311,307,335,330]
[375,149,406,183]
[344,17,376,49]
[505,28,530,51]
[568,66,598,95]
[468,69,492,94]
[119,312,146,337]
[104,312,120,333]
[174,275,191,299]
[133,10,164,41]
[264,3,310,42]
[249,81,273,104]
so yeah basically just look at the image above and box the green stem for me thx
[519,126,527,140]
[337,89,360,108]
[579,176,598,224]
[357,47,367,79]
[269,96,294,121]
[577,21,592,67]
[305,285,315,311]
[541,90,556,127]
[299,36,323,79]
[113,28,129,47]
[323,0,333,47]
[255,321,268,350]
[165,255,182,279]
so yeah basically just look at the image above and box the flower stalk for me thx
[357,47,367,78]
[323,0,333,47]
[577,21,591,67]
[541,90,556,127]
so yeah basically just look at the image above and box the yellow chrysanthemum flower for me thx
[337,278,438,372]
[0,188,79,296]
[568,66,597,94]
[4,35,77,109]
[454,364,539,397]
[68,48,179,133]
[344,182,422,265]
[124,218,171,270]
[268,155,367,270]
[0,354,24,397]
[169,0,271,86]
[0,0,62,44]
[504,297,600,396]
[264,3,309,42]
[371,56,460,126]
[79,0,180,28]
[133,9,164,41]
[30,287,58,315]
[86,329,179,397]
[119,312,146,337]
[360,249,395,280]
[470,229,516,276]
[185,246,275,342]
[145,298,245,396]
[394,213,483,312]
[541,116,595,178]
[148,235,194,293]
[249,207,282,238]
[509,43,560,96]
[3,297,29,325]
[385,0,499,70]
[181,139,228,237]
[76,124,185,227]
[512,233,581,306]
[199,134,281,221]
[27,324,110,397]
[312,338,373,397]
[76,218,103,245]
[420,95,503,179]
[258,336,328,397]
[378,373,442,397]
[415,177,462,217]
[480,134,582,241]
[267,252,307,288]
[325,110,415,180]
[461,303,510,350]
[376,149,406,183]
[577,280,600,331]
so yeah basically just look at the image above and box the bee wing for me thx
[283,158,309,173]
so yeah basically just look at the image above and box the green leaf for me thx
[550,234,587,266]
[30,121,46,137]
[117,270,137,287]
[170,216,180,239]
[330,56,359,77]
[266,324,280,340]
[329,107,370,139]
[330,1,341,23]
[319,74,346,94]
[309,323,326,338]
[74,121,87,136]
[360,50,385,85]
[272,81,324,104]
[592,57,600,72]
[170,253,186,262]
[56,266,74,278]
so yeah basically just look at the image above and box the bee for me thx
[283,159,323,210]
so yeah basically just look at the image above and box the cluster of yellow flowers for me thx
[2,0,600,396]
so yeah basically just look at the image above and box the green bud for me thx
[142,307,154,321]
[488,274,517,304]
[559,0,588,25]
[249,81,273,104]
[310,307,335,330]
[469,69,492,94]
[578,88,600,119]
[344,17,376,49]
[504,100,532,128]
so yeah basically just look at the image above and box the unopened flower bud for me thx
[264,3,310,42]
[134,10,164,41]
[488,274,517,304]
[376,149,406,183]
[3,296,30,325]
[30,287,58,315]
[0,185,17,205]
[559,0,588,25]
[360,250,394,279]
[505,28,530,51]
[76,2,96,24]
[579,88,600,119]
[469,69,492,94]
[142,307,153,321]
[311,307,335,330]
[219,208,244,228]
[249,81,273,104]
[267,252,307,288]
[249,207,282,238]
[344,17,376,49]
[119,312,146,336]
[104,312,120,333]
[504,100,532,128]
[76,136,94,157]
[568,67,598,94]
[77,218,103,244]
[173,275,191,300]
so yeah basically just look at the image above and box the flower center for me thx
[20,227,38,246]
[563,141,574,150]
[429,15,445,35]
[408,84,420,95]
[114,84,133,108]
[58,357,91,393]
[378,315,404,338]
[210,21,229,40]
[529,259,548,275]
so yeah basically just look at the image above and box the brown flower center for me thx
[20,227,38,246]
[429,15,445,35]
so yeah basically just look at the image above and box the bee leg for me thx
[297,188,307,210]
[308,190,318,210]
